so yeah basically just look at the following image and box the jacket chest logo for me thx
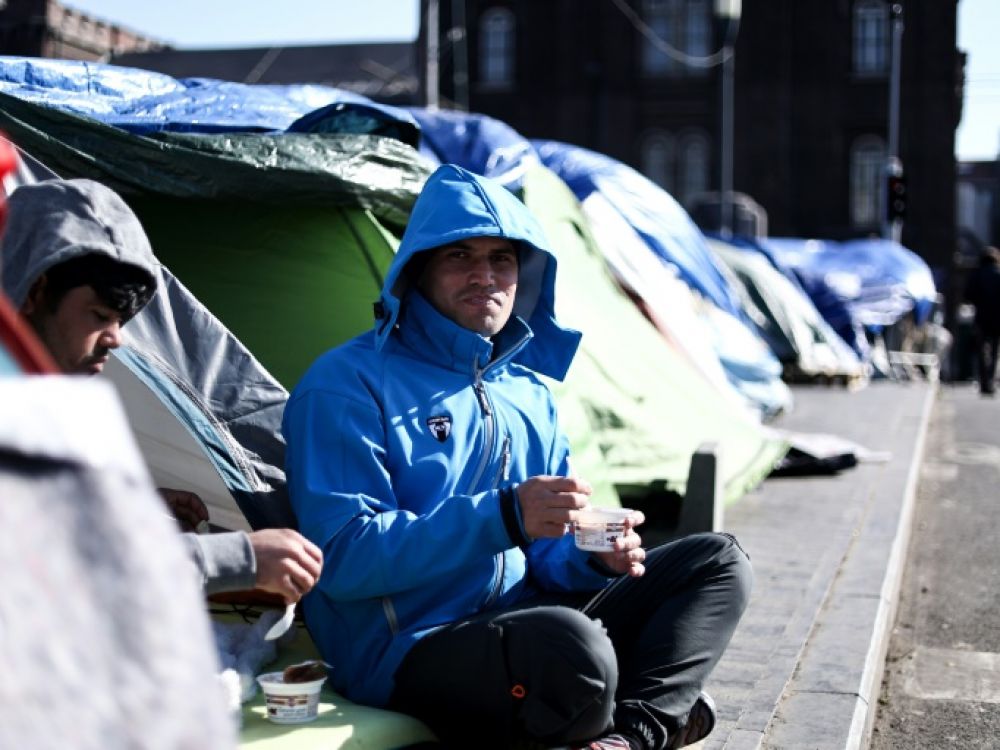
[426,415,452,442]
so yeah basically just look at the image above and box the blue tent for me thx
[756,236,937,359]
[407,107,538,187]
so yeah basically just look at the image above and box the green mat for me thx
[211,612,437,750]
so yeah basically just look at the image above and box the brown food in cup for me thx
[282,660,327,684]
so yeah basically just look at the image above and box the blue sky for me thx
[65,0,999,161]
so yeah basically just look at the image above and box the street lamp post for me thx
[715,0,741,239]
[883,2,904,242]
[450,0,469,111]
[426,0,440,110]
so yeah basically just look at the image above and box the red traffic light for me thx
[887,174,907,221]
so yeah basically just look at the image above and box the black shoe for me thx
[668,692,717,749]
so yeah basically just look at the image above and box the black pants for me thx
[389,532,753,750]
[975,328,999,394]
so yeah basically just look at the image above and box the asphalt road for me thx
[870,383,1000,749]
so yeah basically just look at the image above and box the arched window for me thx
[853,0,889,75]
[480,7,515,86]
[641,0,711,78]
[677,131,710,208]
[850,136,886,227]
[641,131,676,192]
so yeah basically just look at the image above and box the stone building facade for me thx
[0,0,166,61]
[422,0,963,280]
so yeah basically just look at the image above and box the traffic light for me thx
[887,173,907,221]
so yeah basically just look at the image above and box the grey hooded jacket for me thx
[1,177,156,307]
[0,178,256,594]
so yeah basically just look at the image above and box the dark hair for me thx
[41,254,155,322]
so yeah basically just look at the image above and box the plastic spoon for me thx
[264,603,296,641]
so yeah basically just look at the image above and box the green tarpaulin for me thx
[0,92,426,229]
[523,166,788,505]
[129,197,399,387]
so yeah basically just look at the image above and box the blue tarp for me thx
[724,235,869,360]
[755,236,937,359]
[407,108,538,188]
[0,56,419,143]
[533,140,747,321]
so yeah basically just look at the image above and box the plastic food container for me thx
[256,672,326,724]
[573,508,634,552]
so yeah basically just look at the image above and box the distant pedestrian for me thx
[964,246,1000,395]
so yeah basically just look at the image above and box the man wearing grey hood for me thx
[1,178,322,602]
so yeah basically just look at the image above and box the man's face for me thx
[418,236,519,337]
[22,284,124,375]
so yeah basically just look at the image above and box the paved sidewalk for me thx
[700,380,936,750]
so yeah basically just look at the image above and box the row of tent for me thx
[0,56,937,530]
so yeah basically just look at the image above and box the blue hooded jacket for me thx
[283,164,613,706]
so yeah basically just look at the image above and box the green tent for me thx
[0,92,429,388]
[523,166,788,506]
[128,197,402,387]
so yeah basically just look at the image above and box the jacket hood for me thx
[1,178,157,308]
[376,163,581,381]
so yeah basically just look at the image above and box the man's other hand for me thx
[249,528,324,604]
[593,510,646,578]
[159,488,210,532]
[516,475,592,539]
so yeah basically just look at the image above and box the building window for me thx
[641,0,711,78]
[850,136,885,227]
[677,130,710,208]
[641,128,710,207]
[853,0,889,76]
[641,131,676,193]
[479,7,515,86]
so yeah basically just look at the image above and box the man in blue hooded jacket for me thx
[283,164,752,750]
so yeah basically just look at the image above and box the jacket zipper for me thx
[466,371,495,493]
[465,329,526,493]
[466,367,513,610]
